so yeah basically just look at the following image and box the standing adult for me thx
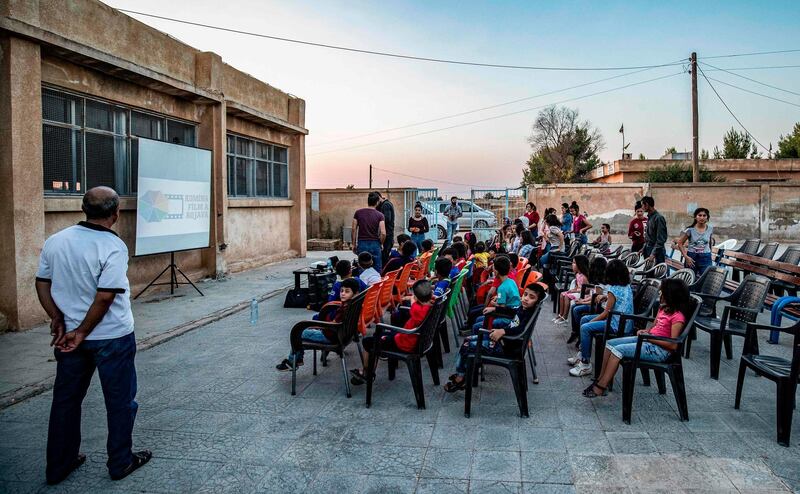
[642,196,668,264]
[443,196,462,242]
[407,202,430,253]
[677,207,714,276]
[524,202,539,233]
[376,192,395,266]
[560,202,574,250]
[35,187,151,485]
[627,201,648,252]
[352,192,387,273]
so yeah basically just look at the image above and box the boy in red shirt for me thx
[350,279,433,385]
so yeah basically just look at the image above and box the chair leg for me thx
[291,358,297,396]
[776,381,795,447]
[723,333,733,360]
[465,356,475,418]
[654,370,667,395]
[388,358,397,381]
[509,363,529,418]
[527,346,539,384]
[734,359,747,410]
[439,322,450,353]
[621,363,636,424]
[341,356,351,399]
[355,341,364,367]
[668,365,689,421]
[313,349,318,376]
[593,336,604,379]
[426,352,441,386]
[684,327,694,358]
[709,332,722,380]
[321,350,329,367]
[640,368,651,387]
[365,348,378,408]
[407,359,426,409]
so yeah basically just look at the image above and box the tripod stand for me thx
[134,252,204,299]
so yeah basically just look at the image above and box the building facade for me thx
[0,0,307,330]
[590,158,800,183]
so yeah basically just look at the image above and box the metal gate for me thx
[402,188,440,243]
[469,188,528,242]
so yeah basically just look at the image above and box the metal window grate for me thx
[42,125,82,193]
[225,132,289,198]
[42,89,82,125]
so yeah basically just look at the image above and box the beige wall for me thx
[593,158,800,183]
[528,182,800,246]
[0,1,308,330]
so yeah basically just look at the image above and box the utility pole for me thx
[691,52,699,182]
[369,164,373,189]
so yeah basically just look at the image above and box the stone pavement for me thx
[0,251,353,406]
[1,281,798,493]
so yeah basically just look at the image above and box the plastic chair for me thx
[621,295,702,424]
[359,282,383,336]
[288,290,367,398]
[392,263,415,306]
[445,272,469,342]
[715,239,737,251]
[669,268,696,286]
[735,318,800,446]
[375,270,400,320]
[756,242,779,260]
[691,274,771,379]
[515,265,531,292]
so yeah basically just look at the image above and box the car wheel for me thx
[437,225,447,240]
[475,220,489,228]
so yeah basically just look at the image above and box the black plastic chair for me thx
[622,251,643,269]
[289,290,368,398]
[365,295,447,409]
[631,263,669,290]
[464,304,543,418]
[687,266,728,319]
[772,247,800,297]
[735,319,800,447]
[776,247,800,266]
[757,242,780,261]
[670,268,696,286]
[593,279,662,381]
[621,295,702,424]
[551,262,577,314]
[732,239,761,282]
[690,274,771,379]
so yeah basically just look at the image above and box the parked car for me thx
[421,200,498,239]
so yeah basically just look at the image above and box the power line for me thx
[309,65,680,148]
[697,66,770,153]
[119,9,686,72]
[308,71,684,156]
[699,61,800,97]
[703,48,800,60]
[704,75,800,109]
[703,64,800,71]
[371,166,507,189]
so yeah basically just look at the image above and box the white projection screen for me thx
[134,138,212,256]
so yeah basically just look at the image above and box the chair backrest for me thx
[690,266,728,316]
[359,282,383,335]
[645,263,669,280]
[413,292,449,355]
[669,295,703,360]
[504,303,543,361]
[670,268,696,286]
[641,256,656,272]
[517,258,529,271]
[446,272,467,317]
[729,275,771,321]
[757,242,779,260]
[738,238,761,255]
[607,245,623,258]
[428,246,440,273]
[777,247,800,266]
[624,251,642,268]
[524,270,543,287]
[336,290,368,347]
[515,265,531,290]
[634,279,662,316]
[377,270,399,314]
[394,262,415,299]
[715,238,737,250]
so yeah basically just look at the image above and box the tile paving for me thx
[1,282,799,493]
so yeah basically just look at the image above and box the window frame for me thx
[225,132,290,199]
[41,85,198,196]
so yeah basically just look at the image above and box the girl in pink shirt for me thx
[583,278,690,398]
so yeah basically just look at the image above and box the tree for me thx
[520,106,604,185]
[721,127,753,159]
[645,163,723,183]
[749,143,762,159]
[700,149,709,160]
[638,153,646,160]
[345,184,355,189]
[483,192,496,199]
[663,146,677,156]
[775,122,800,158]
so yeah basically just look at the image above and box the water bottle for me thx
[250,298,259,325]
[326,258,333,271]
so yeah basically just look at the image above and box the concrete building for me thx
[590,158,800,183]
[0,0,307,330]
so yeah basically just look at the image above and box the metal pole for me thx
[369,164,373,188]
[691,52,699,182]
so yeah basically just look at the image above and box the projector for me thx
[310,261,328,271]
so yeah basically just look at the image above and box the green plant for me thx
[645,163,724,183]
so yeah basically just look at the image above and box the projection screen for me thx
[134,138,212,256]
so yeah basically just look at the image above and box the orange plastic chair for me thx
[376,270,399,319]
[517,258,529,271]
[358,282,383,335]
[521,270,543,292]
[409,252,432,282]
[393,262,415,305]
[515,265,531,291]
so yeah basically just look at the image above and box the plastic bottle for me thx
[250,298,259,325]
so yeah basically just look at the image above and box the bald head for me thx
[82,186,120,220]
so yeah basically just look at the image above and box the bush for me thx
[645,163,723,183]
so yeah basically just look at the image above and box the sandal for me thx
[444,379,466,393]
[111,450,152,481]
[582,383,607,398]
[350,369,373,386]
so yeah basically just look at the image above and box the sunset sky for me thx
[108,0,800,196]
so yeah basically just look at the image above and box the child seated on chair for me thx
[432,257,453,298]
[357,252,382,286]
[329,259,367,302]
[351,279,434,385]
[444,283,546,392]
[593,223,613,255]
[382,240,417,276]
[440,247,461,279]
[389,234,414,259]
[276,278,362,371]
[420,238,435,255]
[471,255,520,333]
[473,241,490,269]
[554,255,590,325]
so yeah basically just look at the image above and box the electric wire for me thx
[703,48,800,60]
[696,66,770,153]
[700,61,800,97]
[310,64,681,148]
[119,9,686,72]
[308,71,684,156]
[704,75,800,109]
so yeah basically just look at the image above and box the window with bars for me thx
[226,134,289,198]
[41,87,197,195]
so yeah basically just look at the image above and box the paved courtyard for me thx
[1,282,799,493]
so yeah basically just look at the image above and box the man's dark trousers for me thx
[47,332,138,482]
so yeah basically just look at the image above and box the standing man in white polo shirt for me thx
[35,186,151,485]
